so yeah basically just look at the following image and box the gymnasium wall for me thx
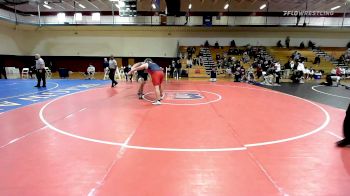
[0,24,27,55]
[1,22,350,71]
[1,23,350,58]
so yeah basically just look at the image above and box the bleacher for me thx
[179,45,258,78]
[268,47,335,74]
[179,45,347,80]
[314,47,349,68]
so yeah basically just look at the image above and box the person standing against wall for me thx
[109,55,118,87]
[285,36,290,49]
[34,54,46,87]
[103,58,109,70]
[0,56,7,79]
[175,58,182,79]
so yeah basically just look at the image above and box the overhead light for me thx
[224,3,229,10]
[188,3,192,9]
[260,4,266,10]
[152,3,156,9]
[115,3,120,9]
[78,3,86,9]
[331,5,341,10]
[44,1,48,5]
[74,13,82,21]
[92,12,100,21]
[57,13,66,22]
[43,4,52,9]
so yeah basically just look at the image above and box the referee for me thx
[34,54,46,88]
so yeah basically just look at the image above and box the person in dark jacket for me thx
[0,64,7,79]
[336,103,350,147]
[0,57,7,79]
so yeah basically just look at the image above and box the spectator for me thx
[277,40,283,48]
[175,58,182,79]
[230,40,236,47]
[283,60,291,79]
[84,64,95,79]
[308,40,316,49]
[274,61,281,84]
[296,15,301,26]
[210,66,217,82]
[186,57,193,68]
[103,58,109,70]
[285,36,290,49]
[214,41,219,49]
[170,59,176,78]
[313,55,321,66]
[0,62,7,79]
[216,53,220,61]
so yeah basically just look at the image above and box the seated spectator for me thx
[308,40,316,49]
[247,66,255,83]
[283,60,291,79]
[234,66,242,82]
[216,53,221,61]
[291,61,305,83]
[277,40,283,48]
[322,74,340,86]
[214,41,219,49]
[242,54,250,63]
[309,68,315,79]
[291,69,304,83]
[225,67,232,77]
[274,61,281,84]
[84,64,95,79]
[304,67,311,80]
[186,57,193,68]
[313,55,321,66]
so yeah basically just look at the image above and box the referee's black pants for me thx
[35,69,46,87]
[109,68,117,85]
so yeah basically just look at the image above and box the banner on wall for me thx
[203,16,212,27]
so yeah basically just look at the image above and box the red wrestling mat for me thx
[0,81,349,195]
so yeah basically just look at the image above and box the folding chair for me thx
[45,67,52,79]
[115,67,122,80]
[22,68,29,79]
[103,68,109,80]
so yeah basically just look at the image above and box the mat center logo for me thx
[167,92,203,100]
